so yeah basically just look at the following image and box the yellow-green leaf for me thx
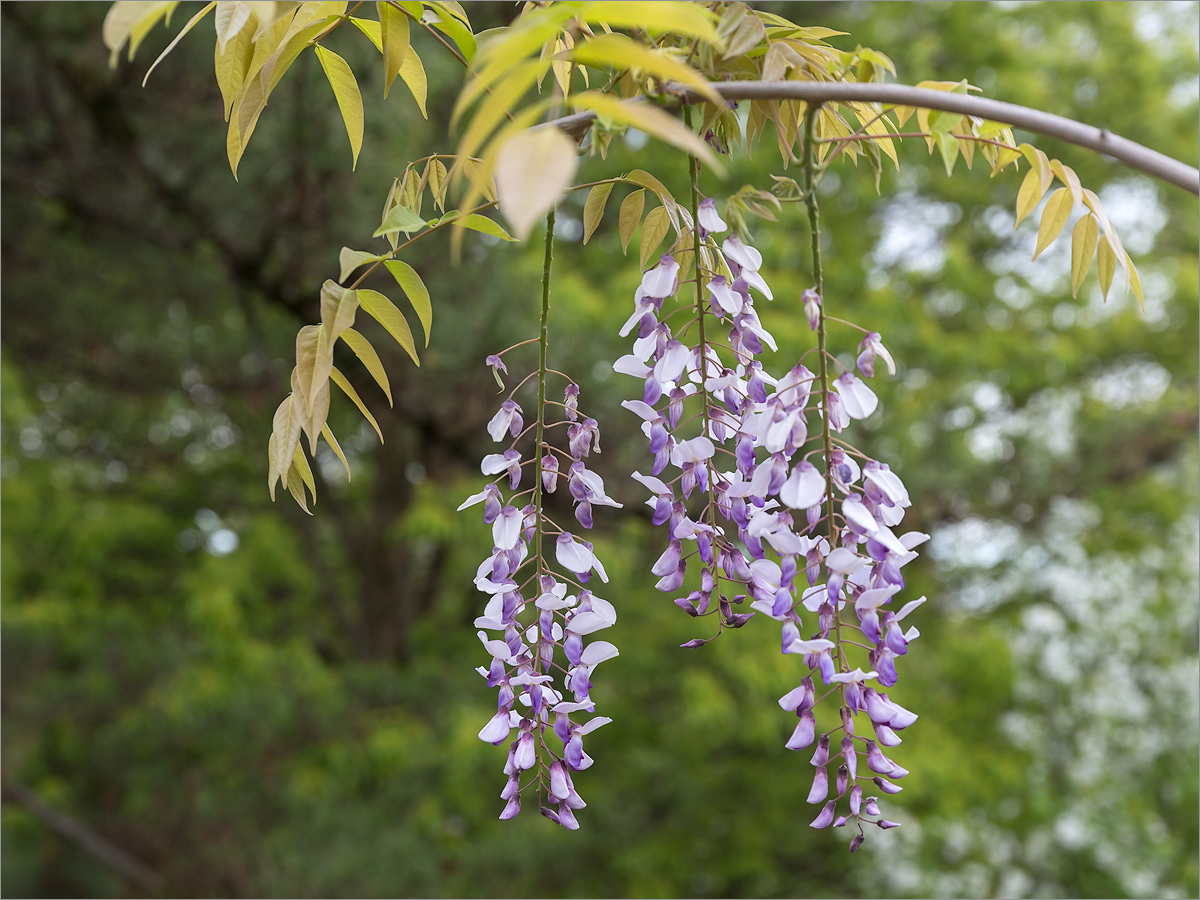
[619,189,645,255]
[582,1,720,44]
[1070,214,1098,298]
[1019,142,1052,193]
[143,1,216,85]
[932,130,958,177]
[330,364,385,441]
[339,248,382,283]
[295,324,330,416]
[572,91,722,175]
[267,432,278,499]
[640,206,670,269]
[1125,251,1144,310]
[103,1,176,66]
[428,1,476,62]
[338,330,393,408]
[445,213,517,242]
[215,9,256,120]
[583,182,615,244]
[1096,234,1115,302]
[321,423,351,480]
[215,1,254,53]
[398,48,428,117]
[1014,167,1044,229]
[570,33,722,105]
[1050,159,1082,207]
[1032,187,1072,260]
[1081,188,1130,286]
[374,204,427,237]
[321,280,360,351]
[384,260,432,346]
[425,158,448,212]
[358,289,420,366]
[314,45,364,170]
[378,0,410,97]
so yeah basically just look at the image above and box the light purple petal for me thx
[834,373,879,419]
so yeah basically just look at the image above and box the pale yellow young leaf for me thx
[1081,188,1131,286]
[305,378,330,455]
[1018,142,1052,193]
[720,5,767,60]
[330,364,385,442]
[215,1,254,53]
[384,260,432,346]
[1014,167,1044,229]
[339,248,383,283]
[216,8,261,120]
[321,281,360,354]
[494,127,579,242]
[358,289,420,366]
[619,189,645,255]
[583,182,615,245]
[378,0,410,98]
[1050,159,1082,207]
[143,1,216,85]
[624,169,678,219]
[267,432,277,499]
[295,324,330,416]
[103,1,176,66]
[314,45,364,170]
[1070,213,1098,298]
[1096,233,1116,302]
[271,393,303,491]
[761,42,804,82]
[425,158,448,212]
[321,423,352,481]
[339,329,394,406]
[1125,250,1144,310]
[572,91,722,175]
[639,205,670,269]
[285,450,314,513]
[1032,187,1072,260]
[570,33,722,105]
[292,445,316,500]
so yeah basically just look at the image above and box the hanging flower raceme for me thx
[615,195,927,851]
[461,343,621,828]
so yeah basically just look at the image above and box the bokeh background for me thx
[2,2,1198,897]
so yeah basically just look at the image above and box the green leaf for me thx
[338,330,393,408]
[1032,187,1072,260]
[932,130,958,177]
[358,289,420,366]
[374,204,428,237]
[640,206,670,269]
[619,189,645,255]
[330,364,385,441]
[378,1,410,98]
[314,45,365,170]
[570,33,722,104]
[384,260,432,346]
[451,213,517,242]
[583,182,615,245]
[321,423,352,481]
[339,248,383,283]
[428,1,476,62]
[143,1,216,85]
[1070,214,1098,298]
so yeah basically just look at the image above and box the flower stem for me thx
[804,106,848,712]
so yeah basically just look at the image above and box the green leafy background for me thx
[2,2,1196,897]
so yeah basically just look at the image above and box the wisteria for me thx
[460,214,620,828]
[613,194,927,850]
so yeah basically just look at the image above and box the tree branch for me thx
[2,782,163,894]
[541,81,1199,195]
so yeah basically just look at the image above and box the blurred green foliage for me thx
[2,2,1196,897]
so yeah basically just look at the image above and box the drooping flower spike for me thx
[615,195,925,849]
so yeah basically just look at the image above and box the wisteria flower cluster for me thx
[613,198,928,850]
[460,351,621,829]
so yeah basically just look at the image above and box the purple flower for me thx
[856,332,895,378]
[641,255,680,299]
[486,354,508,387]
[697,198,728,237]
[833,373,879,420]
[802,288,821,332]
